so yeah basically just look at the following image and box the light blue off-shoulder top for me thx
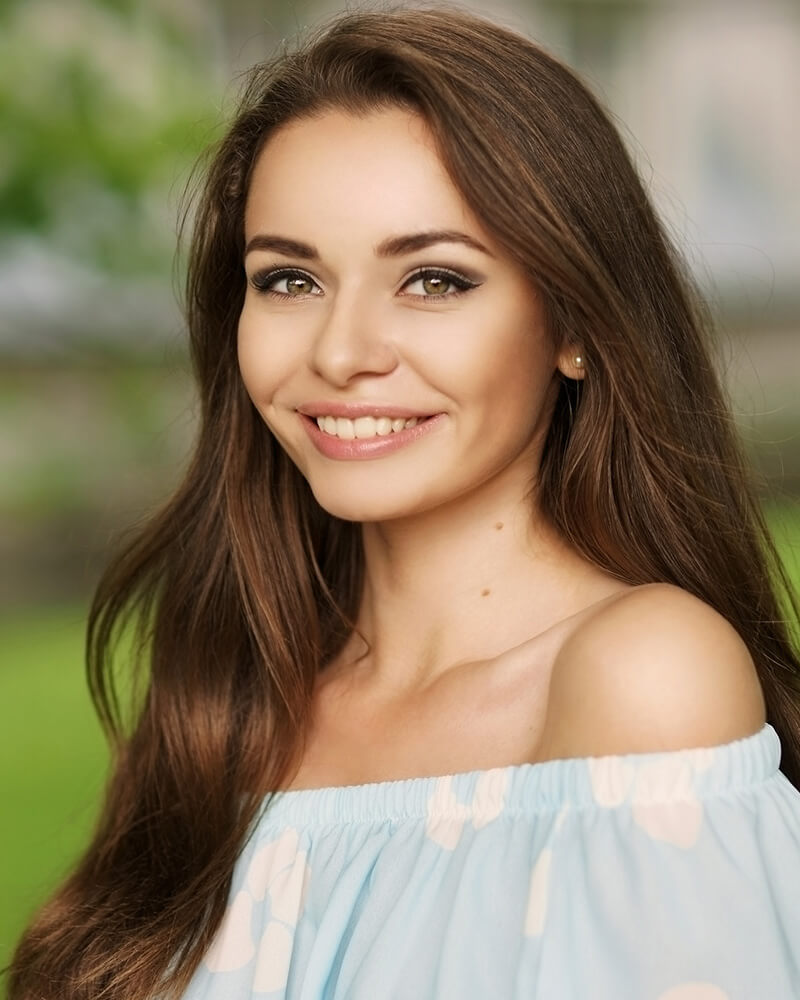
[182,724,800,999]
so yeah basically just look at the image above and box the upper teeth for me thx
[315,416,422,439]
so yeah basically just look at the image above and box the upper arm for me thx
[539,583,767,760]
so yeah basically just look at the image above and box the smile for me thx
[300,412,444,460]
[315,415,425,439]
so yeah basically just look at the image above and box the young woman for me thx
[10,8,800,1000]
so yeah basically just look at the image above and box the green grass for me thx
[767,500,800,595]
[1,504,798,973]
[0,607,107,969]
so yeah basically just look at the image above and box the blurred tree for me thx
[214,0,327,74]
[0,0,224,277]
[535,0,648,75]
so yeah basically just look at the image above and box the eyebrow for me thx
[243,229,493,260]
[376,230,493,258]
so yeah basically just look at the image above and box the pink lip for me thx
[300,413,446,460]
[298,402,434,419]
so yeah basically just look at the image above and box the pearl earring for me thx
[574,355,584,369]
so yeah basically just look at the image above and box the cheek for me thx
[496,305,558,400]
[443,318,556,418]
[237,314,288,409]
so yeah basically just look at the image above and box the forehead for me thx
[244,107,488,247]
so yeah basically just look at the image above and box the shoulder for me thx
[539,583,767,760]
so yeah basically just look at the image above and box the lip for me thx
[300,412,446,460]
[298,402,435,420]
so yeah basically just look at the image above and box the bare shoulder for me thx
[538,583,767,760]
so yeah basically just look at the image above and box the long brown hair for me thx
[10,8,800,999]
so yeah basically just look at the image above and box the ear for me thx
[557,345,586,381]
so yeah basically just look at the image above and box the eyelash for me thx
[403,267,479,300]
[248,266,480,300]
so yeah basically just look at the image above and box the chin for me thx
[308,481,430,524]
[311,495,409,524]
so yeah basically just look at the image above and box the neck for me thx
[339,474,604,696]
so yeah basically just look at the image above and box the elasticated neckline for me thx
[257,723,780,829]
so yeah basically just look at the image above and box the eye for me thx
[250,268,323,298]
[401,267,479,299]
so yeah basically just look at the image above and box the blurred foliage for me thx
[0,362,196,608]
[0,0,224,275]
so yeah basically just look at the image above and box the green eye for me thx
[250,268,322,297]
[403,267,479,299]
[421,275,452,295]
[285,276,315,295]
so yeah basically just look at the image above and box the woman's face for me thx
[238,106,578,522]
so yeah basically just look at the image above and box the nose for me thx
[309,288,398,386]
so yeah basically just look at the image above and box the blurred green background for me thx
[1,0,799,975]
